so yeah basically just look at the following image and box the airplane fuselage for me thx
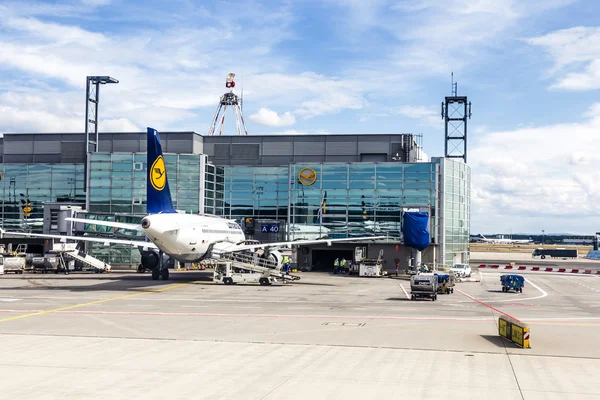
[141,214,245,262]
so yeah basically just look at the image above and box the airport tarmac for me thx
[471,251,600,269]
[0,269,599,400]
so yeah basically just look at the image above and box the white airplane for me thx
[3,128,385,280]
[470,234,532,244]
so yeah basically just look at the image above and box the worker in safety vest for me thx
[333,258,340,274]
[340,258,347,274]
[282,255,291,275]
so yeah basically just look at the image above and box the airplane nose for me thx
[141,217,151,229]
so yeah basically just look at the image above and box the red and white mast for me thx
[208,73,249,136]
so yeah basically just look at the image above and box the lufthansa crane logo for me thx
[298,168,317,186]
[150,155,167,191]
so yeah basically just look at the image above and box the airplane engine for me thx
[266,249,283,268]
[139,249,173,271]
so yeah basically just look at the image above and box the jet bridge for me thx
[215,252,300,285]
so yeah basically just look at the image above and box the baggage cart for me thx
[410,273,438,301]
[435,273,454,294]
[500,274,524,293]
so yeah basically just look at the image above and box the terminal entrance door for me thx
[312,249,353,272]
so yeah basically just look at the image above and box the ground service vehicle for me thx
[435,273,454,294]
[451,263,471,277]
[532,248,577,259]
[501,274,525,293]
[410,273,438,301]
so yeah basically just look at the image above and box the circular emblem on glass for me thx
[150,155,167,191]
[298,167,317,186]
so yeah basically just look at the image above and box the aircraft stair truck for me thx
[48,242,111,273]
[214,251,300,286]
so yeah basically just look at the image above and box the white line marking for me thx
[398,283,409,299]
[479,273,548,303]
[0,299,20,302]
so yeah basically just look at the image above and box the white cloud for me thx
[81,0,111,6]
[528,27,600,90]
[249,108,296,127]
[469,103,600,233]
[99,118,140,132]
[393,105,441,128]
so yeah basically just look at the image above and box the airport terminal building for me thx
[0,131,470,270]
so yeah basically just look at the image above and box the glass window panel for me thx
[231,175,254,183]
[111,154,133,161]
[110,180,133,188]
[90,170,111,178]
[91,179,112,188]
[91,153,112,161]
[178,163,199,173]
[321,164,348,174]
[112,188,133,199]
[112,171,132,179]
[322,181,347,189]
[89,204,111,213]
[112,162,133,172]
[348,181,375,189]
[229,167,254,175]
[403,181,432,190]
[109,204,132,213]
[178,198,199,206]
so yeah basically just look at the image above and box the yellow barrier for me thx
[498,316,530,348]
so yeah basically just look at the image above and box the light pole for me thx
[84,76,119,211]
[542,230,545,245]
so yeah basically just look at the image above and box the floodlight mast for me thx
[84,75,119,211]
[208,72,249,136]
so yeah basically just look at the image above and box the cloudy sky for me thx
[1,0,599,234]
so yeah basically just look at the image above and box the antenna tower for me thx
[208,73,249,136]
[441,72,472,163]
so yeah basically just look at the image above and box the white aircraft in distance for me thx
[470,234,532,244]
[3,128,385,280]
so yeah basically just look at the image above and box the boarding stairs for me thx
[48,242,111,273]
[62,250,111,273]
[218,252,300,282]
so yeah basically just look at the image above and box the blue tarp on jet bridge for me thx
[586,250,600,260]
[402,212,431,251]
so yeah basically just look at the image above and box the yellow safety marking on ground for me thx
[0,281,199,323]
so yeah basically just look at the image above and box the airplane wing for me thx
[66,218,143,232]
[220,236,389,253]
[1,231,158,249]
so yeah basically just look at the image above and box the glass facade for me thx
[89,153,215,215]
[84,152,219,264]
[0,164,85,232]
[0,152,470,268]
[218,163,437,241]
[434,158,471,268]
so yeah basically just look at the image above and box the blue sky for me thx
[1,0,599,234]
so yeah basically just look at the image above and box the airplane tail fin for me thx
[147,127,176,214]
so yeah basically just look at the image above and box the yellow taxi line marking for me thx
[0,281,198,323]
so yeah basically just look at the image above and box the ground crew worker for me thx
[340,258,347,274]
[333,258,340,274]
[282,255,291,275]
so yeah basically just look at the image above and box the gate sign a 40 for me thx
[261,224,279,233]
